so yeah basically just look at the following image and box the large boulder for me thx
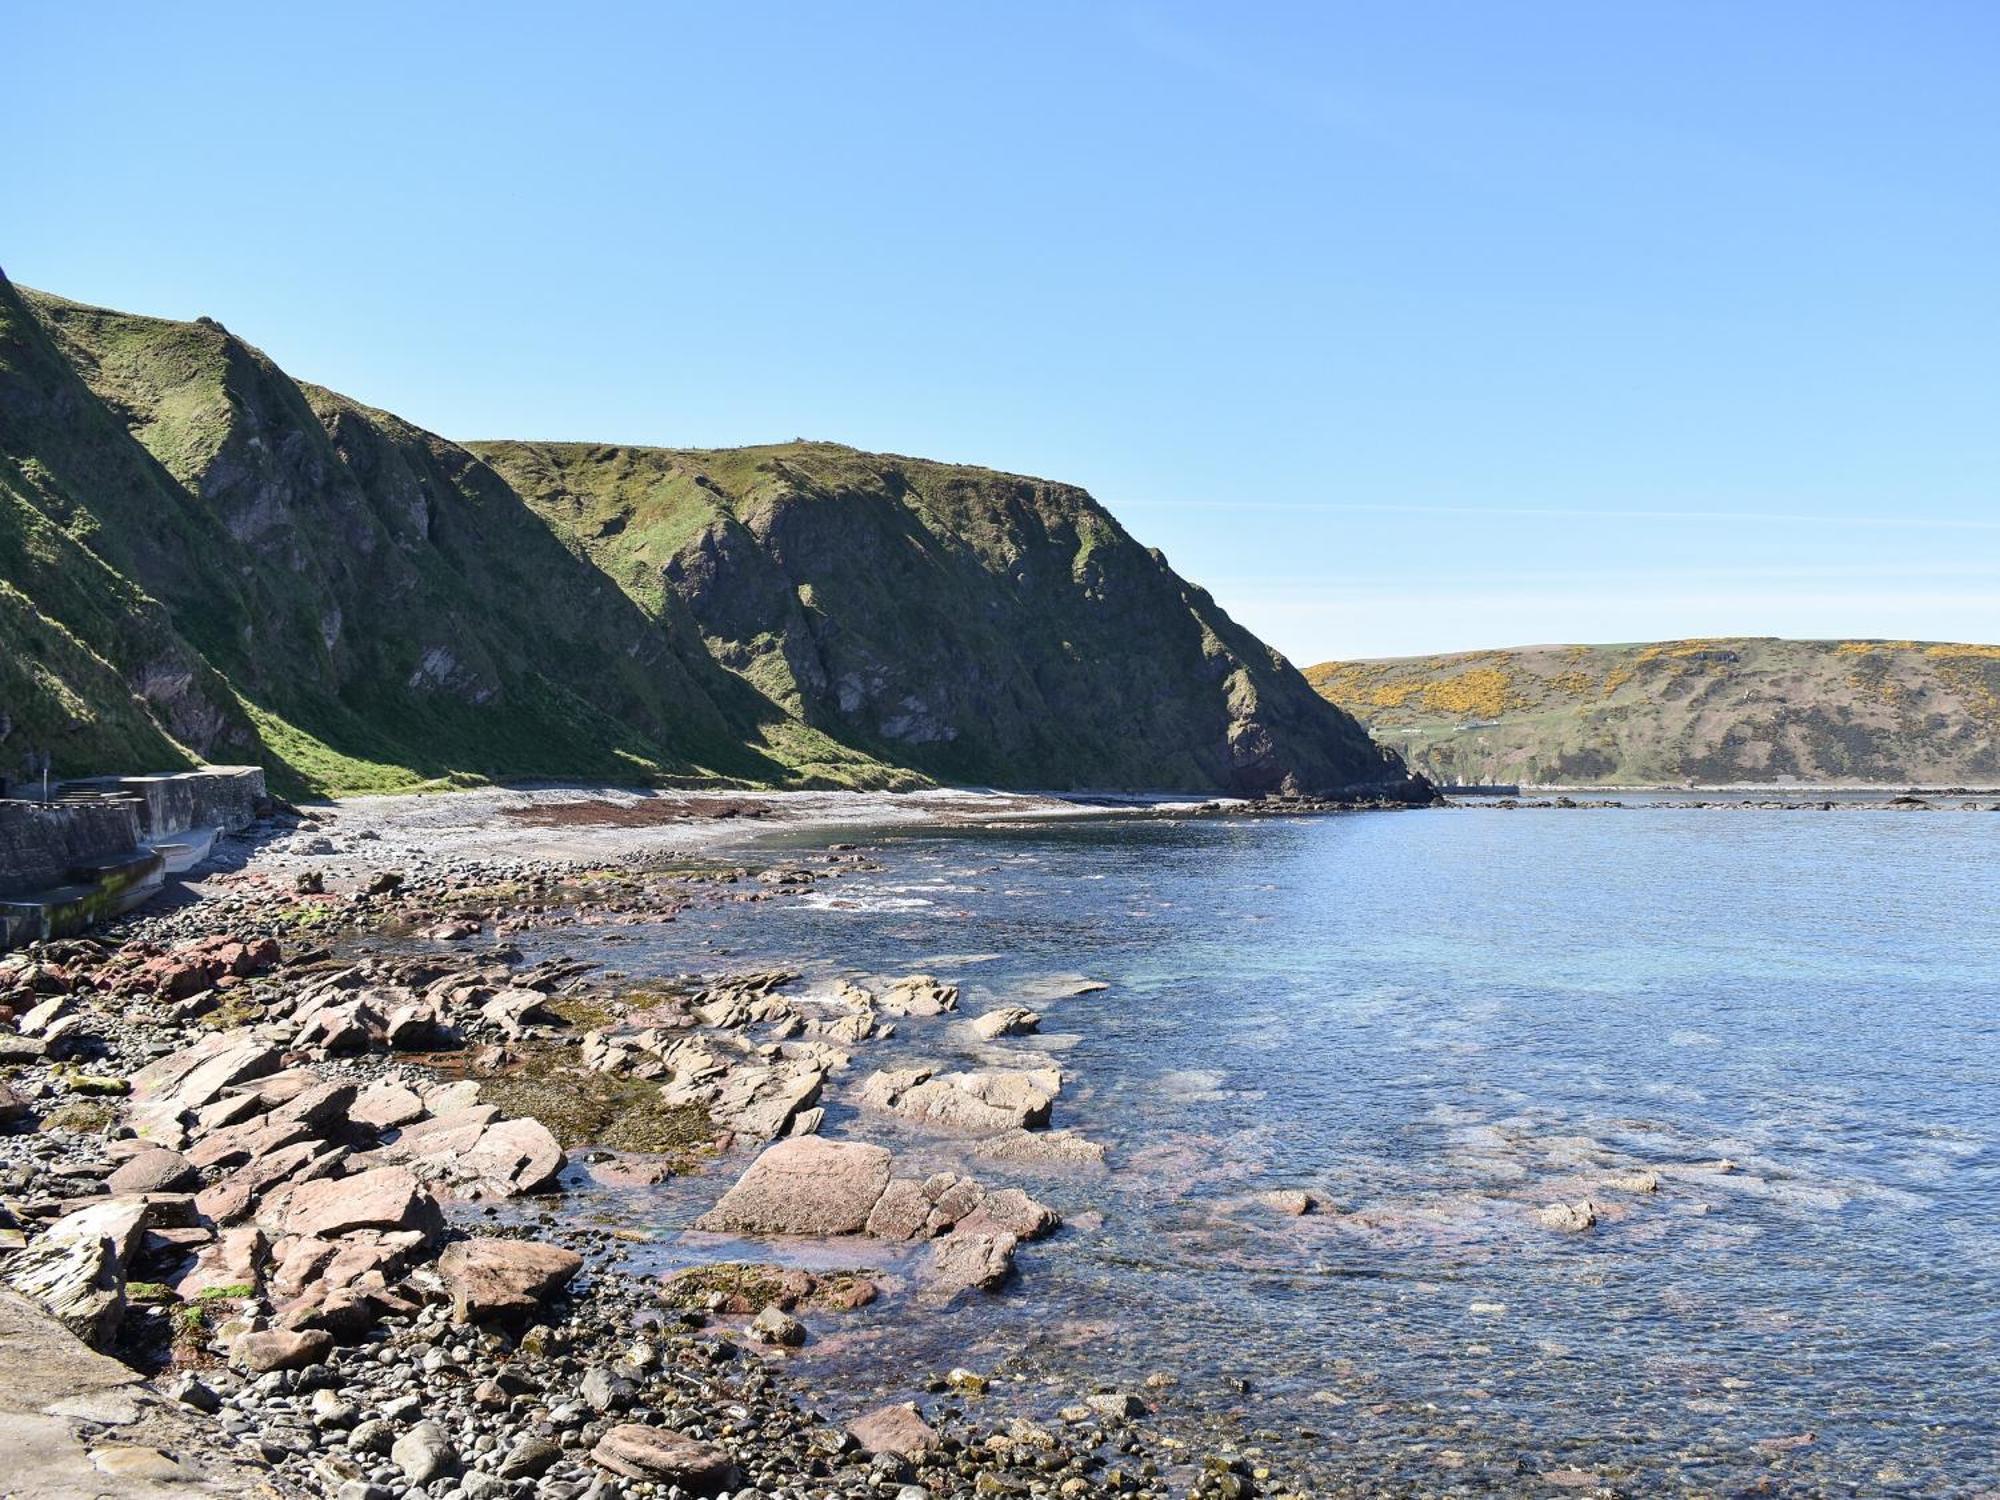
[437,1238,583,1322]
[589,1425,737,1492]
[695,1138,891,1236]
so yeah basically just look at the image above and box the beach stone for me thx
[438,1237,583,1322]
[589,1424,738,1490]
[848,1401,940,1459]
[42,1197,151,1264]
[105,1148,198,1195]
[859,1065,1059,1135]
[90,1446,190,1482]
[0,1081,29,1125]
[281,1165,444,1243]
[391,1419,458,1484]
[174,1225,267,1299]
[230,1327,333,1372]
[455,1116,566,1197]
[864,1178,933,1240]
[695,1137,892,1235]
[497,1435,563,1478]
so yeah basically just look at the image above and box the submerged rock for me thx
[696,1137,893,1235]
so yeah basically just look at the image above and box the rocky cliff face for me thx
[477,441,1407,796]
[1309,638,2000,787]
[0,275,1406,798]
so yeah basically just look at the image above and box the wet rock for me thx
[957,1186,1060,1241]
[1257,1189,1316,1216]
[1606,1169,1661,1193]
[589,1423,738,1491]
[437,1237,583,1322]
[930,1229,1019,1294]
[973,1128,1108,1168]
[858,1065,1060,1135]
[865,1178,934,1240]
[848,1401,940,1459]
[1536,1199,1599,1232]
[749,1304,806,1346]
[877,976,959,1016]
[970,1005,1042,1039]
[696,1137,893,1235]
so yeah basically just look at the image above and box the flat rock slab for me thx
[106,1149,198,1195]
[696,1137,892,1236]
[590,1424,737,1491]
[279,1165,444,1243]
[0,1289,275,1497]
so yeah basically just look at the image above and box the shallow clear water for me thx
[539,810,2000,1494]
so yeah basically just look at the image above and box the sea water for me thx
[537,809,2000,1494]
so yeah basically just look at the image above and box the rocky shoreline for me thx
[0,794,1289,1500]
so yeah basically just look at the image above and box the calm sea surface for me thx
[532,809,2000,1495]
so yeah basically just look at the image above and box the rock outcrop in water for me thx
[1,274,1411,800]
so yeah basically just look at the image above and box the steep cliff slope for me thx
[1308,639,2000,787]
[476,440,1406,795]
[0,275,1405,798]
[2,278,887,793]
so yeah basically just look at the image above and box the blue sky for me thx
[13,2,1998,660]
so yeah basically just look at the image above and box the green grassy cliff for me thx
[1307,639,2000,787]
[0,276,1403,799]
[477,440,1400,795]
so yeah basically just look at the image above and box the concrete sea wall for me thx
[0,767,265,948]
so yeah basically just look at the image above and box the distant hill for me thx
[0,274,1410,800]
[1306,639,2000,788]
